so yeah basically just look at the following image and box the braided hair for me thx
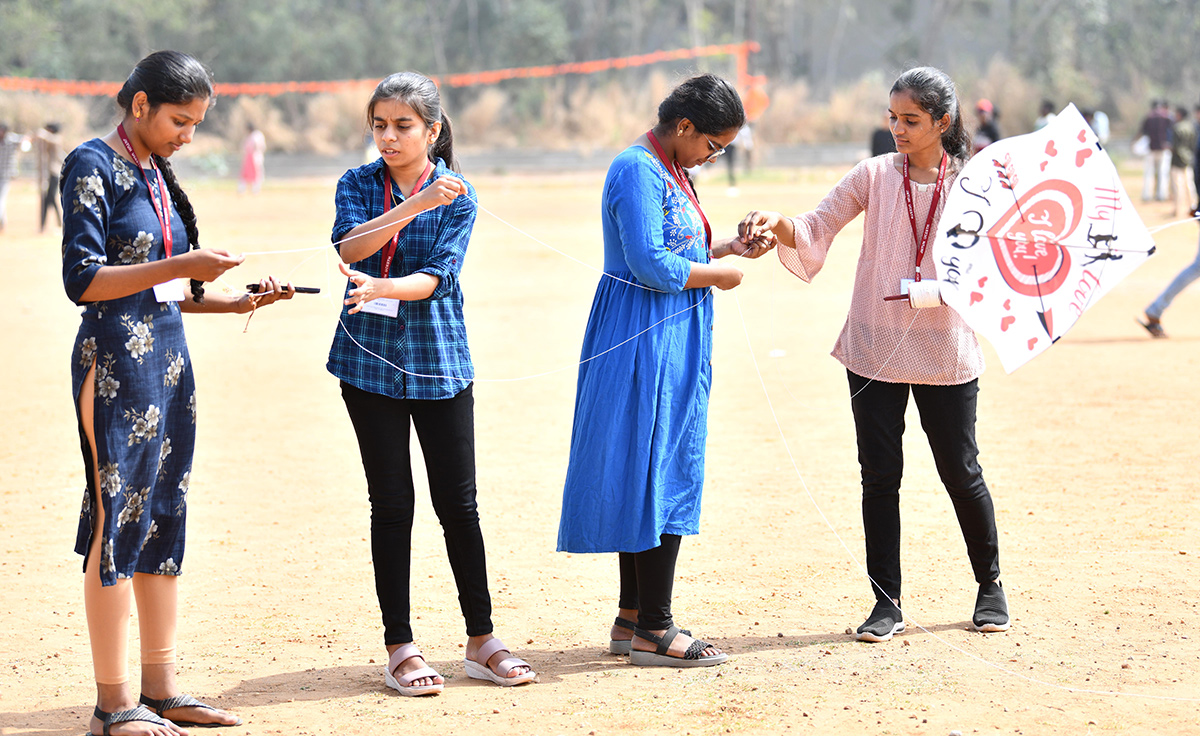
[116,51,214,303]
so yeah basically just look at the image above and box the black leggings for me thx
[617,533,682,630]
[341,381,493,644]
[847,371,1001,603]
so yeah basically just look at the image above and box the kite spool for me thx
[908,279,943,309]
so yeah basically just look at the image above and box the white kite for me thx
[932,104,1155,372]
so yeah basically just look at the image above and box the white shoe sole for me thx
[973,620,1011,633]
[383,667,443,697]
[856,620,906,642]
[463,659,537,686]
[629,649,728,668]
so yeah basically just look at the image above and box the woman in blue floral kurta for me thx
[62,51,292,736]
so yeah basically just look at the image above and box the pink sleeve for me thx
[778,161,871,282]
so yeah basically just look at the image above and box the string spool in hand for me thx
[908,279,944,309]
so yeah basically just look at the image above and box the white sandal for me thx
[464,637,536,687]
[384,643,443,697]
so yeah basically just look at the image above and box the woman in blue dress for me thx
[557,74,774,667]
[63,51,293,736]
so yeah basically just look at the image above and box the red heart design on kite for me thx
[1001,316,1016,331]
[978,276,988,287]
[970,292,983,305]
[1040,161,1049,172]
[1078,129,1088,143]
[1027,337,1038,350]
[1045,141,1058,157]
[1003,299,1011,310]
[986,179,1081,298]
[1075,148,1093,167]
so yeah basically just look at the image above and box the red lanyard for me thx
[379,160,434,277]
[116,123,173,258]
[645,130,712,249]
[901,151,947,281]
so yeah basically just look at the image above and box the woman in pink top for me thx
[739,67,1008,642]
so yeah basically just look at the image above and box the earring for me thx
[677,129,683,137]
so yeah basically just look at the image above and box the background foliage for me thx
[3,0,1199,152]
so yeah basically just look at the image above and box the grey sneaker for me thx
[856,599,905,642]
[973,580,1011,632]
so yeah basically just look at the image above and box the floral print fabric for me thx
[62,139,195,586]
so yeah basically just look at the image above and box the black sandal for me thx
[91,705,171,736]
[608,616,639,654]
[629,624,727,668]
[139,693,242,727]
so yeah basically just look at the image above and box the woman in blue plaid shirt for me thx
[327,72,535,696]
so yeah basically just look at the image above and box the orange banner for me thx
[0,42,762,98]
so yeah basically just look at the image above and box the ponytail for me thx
[154,154,204,303]
[432,111,457,172]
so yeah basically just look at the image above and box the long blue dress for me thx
[62,139,196,586]
[557,145,714,554]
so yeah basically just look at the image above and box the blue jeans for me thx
[847,371,1001,603]
[1146,235,1200,320]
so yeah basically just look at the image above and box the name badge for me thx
[153,278,187,303]
[899,278,915,296]
[358,297,400,318]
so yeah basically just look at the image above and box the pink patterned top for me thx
[779,153,985,385]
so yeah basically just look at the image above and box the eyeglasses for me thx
[702,133,726,162]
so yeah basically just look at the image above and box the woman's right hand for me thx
[414,175,467,210]
[713,264,744,291]
[179,248,245,282]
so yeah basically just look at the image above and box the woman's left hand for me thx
[242,275,296,312]
[712,234,777,259]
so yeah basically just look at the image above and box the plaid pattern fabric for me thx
[326,157,476,399]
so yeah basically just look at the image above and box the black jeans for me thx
[847,371,1001,604]
[341,381,492,644]
[617,533,682,630]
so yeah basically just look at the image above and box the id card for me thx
[899,278,915,296]
[358,297,400,318]
[153,278,187,303]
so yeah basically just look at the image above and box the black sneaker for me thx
[855,599,905,642]
[973,580,1011,632]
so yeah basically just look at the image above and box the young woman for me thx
[557,74,773,668]
[62,50,293,736]
[328,72,534,696]
[738,67,1009,642]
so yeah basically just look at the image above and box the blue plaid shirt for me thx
[326,157,476,399]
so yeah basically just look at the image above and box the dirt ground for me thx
[1,162,1198,736]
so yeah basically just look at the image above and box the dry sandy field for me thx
[1,161,1198,736]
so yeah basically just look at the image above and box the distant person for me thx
[35,122,65,232]
[1034,100,1056,130]
[1139,229,1200,338]
[1170,106,1196,216]
[972,99,1000,154]
[870,113,898,157]
[237,122,265,194]
[723,123,753,194]
[1192,104,1200,214]
[0,121,31,233]
[1141,99,1173,202]
[1082,108,1111,145]
[62,50,294,736]
[329,71,535,695]
[558,74,771,668]
[739,66,1009,643]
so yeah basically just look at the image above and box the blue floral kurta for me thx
[557,145,714,554]
[62,139,196,586]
